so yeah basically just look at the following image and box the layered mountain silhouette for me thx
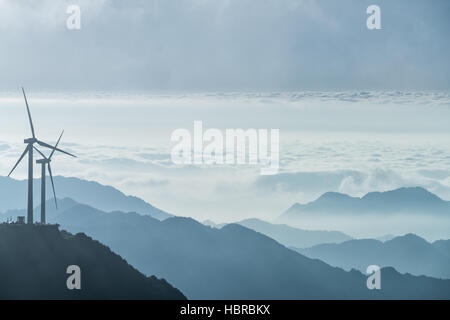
[5,199,448,299]
[0,223,185,299]
[0,176,172,220]
[1,198,82,223]
[204,218,352,248]
[280,187,450,220]
[434,239,450,256]
[295,234,450,279]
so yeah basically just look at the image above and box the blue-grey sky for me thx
[0,0,449,91]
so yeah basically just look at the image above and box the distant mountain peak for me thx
[280,186,449,220]
[320,191,351,198]
[362,186,442,201]
[386,233,429,245]
[317,191,355,201]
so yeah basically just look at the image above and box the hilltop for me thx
[0,223,185,299]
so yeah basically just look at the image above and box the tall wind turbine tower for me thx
[34,130,75,224]
[8,88,74,224]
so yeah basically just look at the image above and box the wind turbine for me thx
[8,88,75,224]
[34,130,75,224]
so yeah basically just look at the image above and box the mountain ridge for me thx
[226,218,353,248]
[0,176,172,220]
[40,201,450,299]
[281,187,450,220]
[294,233,450,279]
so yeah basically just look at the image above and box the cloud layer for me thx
[1,90,450,224]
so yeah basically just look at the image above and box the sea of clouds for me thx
[1,91,450,229]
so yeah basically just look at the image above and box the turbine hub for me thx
[24,138,37,144]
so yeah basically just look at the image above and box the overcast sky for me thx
[0,0,449,91]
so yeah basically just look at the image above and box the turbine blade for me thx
[37,140,76,158]
[22,87,35,139]
[49,130,64,159]
[48,163,58,210]
[8,147,28,177]
[33,146,47,159]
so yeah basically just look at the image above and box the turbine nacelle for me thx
[36,158,50,164]
[24,138,37,144]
